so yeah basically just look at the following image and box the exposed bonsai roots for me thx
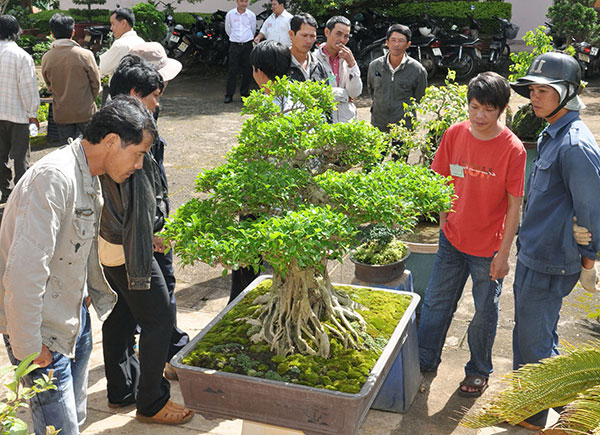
[248,262,366,358]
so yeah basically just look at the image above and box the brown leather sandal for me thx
[135,399,194,425]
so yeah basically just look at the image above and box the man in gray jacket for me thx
[0,96,156,435]
[367,24,427,133]
[313,15,362,123]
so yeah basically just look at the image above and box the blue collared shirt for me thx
[518,111,600,275]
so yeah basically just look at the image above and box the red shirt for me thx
[431,120,526,257]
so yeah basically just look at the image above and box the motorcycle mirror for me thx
[470,4,475,10]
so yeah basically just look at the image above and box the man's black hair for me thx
[111,7,135,28]
[325,15,350,31]
[290,13,317,34]
[109,54,165,98]
[84,95,158,146]
[274,0,286,6]
[467,71,511,112]
[250,40,291,81]
[386,23,411,42]
[0,15,20,41]
[49,13,75,40]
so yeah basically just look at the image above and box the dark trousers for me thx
[225,41,253,98]
[55,121,90,145]
[102,259,174,416]
[154,249,190,359]
[0,120,29,196]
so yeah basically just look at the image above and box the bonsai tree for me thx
[163,78,453,358]
[72,0,107,22]
[547,0,600,45]
[460,341,600,433]
[388,70,468,166]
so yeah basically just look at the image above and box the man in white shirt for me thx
[313,16,362,123]
[99,8,145,77]
[253,0,292,47]
[224,0,256,103]
[0,14,39,203]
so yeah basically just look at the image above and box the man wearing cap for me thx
[127,42,189,379]
[510,51,600,431]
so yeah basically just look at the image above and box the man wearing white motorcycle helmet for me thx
[510,51,600,431]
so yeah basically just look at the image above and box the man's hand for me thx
[337,44,356,68]
[29,117,39,128]
[490,251,509,281]
[573,216,592,246]
[253,34,264,44]
[33,344,52,368]
[153,236,169,253]
[580,264,598,292]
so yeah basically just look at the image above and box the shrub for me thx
[133,1,166,42]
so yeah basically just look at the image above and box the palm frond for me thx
[560,383,600,434]
[461,341,600,428]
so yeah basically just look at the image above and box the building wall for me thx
[507,0,553,50]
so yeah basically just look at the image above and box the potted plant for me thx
[351,225,410,284]
[163,78,453,432]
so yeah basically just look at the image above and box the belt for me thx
[231,40,252,46]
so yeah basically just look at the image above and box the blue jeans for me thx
[4,303,92,435]
[512,260,579,426]
[418,230,502,378]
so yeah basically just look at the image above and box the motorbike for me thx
[407,24,443,80]
[83,25,110,55]
[205,9,229,66]
[166,15,208,70]
[574,40,600,78]
[160,11,177,51]
[465,15,517,74]
[424,16,482,80]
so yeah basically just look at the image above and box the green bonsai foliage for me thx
[0,353,57,435]
[461,341,600,433]
[163,78,453,358]
[547,0,600,45]
[511,103,547,142]
[352,225,407,266]
[71,0,107,22]
[388,70,468,166]
[133,1,167,42]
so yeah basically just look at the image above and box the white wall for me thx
[507,0,553,50]
[59,0,268,14]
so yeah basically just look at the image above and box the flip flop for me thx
[136,399,194,425]
[457,374,488,397]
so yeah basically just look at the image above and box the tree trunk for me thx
[248,261,366,358]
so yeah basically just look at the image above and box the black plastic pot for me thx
[350,248,411,284]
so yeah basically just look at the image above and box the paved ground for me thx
[4,66,600,434]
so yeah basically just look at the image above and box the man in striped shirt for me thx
[0,15,39,203]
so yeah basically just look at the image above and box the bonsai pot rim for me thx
[170,274,420,434]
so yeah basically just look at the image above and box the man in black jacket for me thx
[288,13,327,82]
[100,54,193,425]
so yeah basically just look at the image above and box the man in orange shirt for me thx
[418,72,526,397]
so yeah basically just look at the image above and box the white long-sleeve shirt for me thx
[0,41,39,124]
[99,29,145,77]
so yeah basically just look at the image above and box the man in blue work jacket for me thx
[510,52,600,431]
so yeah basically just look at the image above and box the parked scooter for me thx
[83,25,110,55]
[205,9,229,66]
[466,15,518,74]
[166,14,209,71]
[574,40,600,78]
[408,24,443,80]
[424,16,482,80]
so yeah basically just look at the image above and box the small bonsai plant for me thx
[388,70,468,166]
[72,0,107,22]
[352,225,408,266]
[164,78,453,358]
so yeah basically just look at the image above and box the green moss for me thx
[352,238,408,265]
[181,279,411,394]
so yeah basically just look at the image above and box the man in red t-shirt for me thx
[418,71,526,397]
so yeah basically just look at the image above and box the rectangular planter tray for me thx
[172,275,420,435]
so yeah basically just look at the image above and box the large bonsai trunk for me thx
[248,261,366,358]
